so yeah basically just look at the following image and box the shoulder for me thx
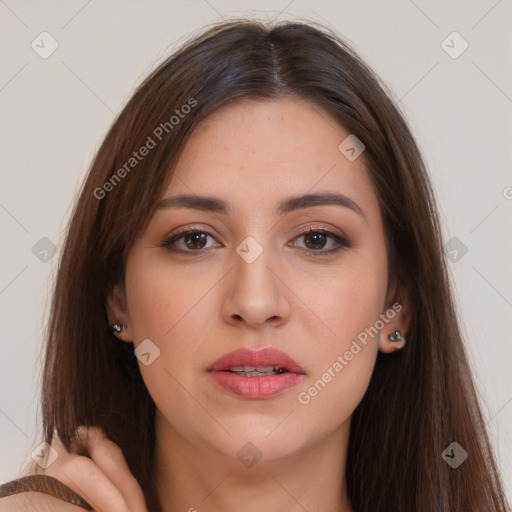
[0,492,88,511]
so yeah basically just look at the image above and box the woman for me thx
[0,19,509,512]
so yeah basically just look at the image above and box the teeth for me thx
[228,366,275,372]
[225,365,288,377]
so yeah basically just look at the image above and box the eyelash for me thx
[160,225,352,257]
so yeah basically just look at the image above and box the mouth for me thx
[208,347,305,375]
[222,365,291,377]
[207,348,305,399]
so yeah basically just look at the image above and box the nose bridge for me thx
[234,235,277,303]
[223,233,289,327]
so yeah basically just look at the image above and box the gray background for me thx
[1,0,511,501]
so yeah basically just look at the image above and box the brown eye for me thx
[291,228,351,256]
[303,231,329,250]
[183,232,208,250]
[161,230,219,254]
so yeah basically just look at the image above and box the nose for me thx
[221,243,291,330]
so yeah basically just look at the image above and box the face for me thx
[108,97,407,467]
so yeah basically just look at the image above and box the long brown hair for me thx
[24,19,509,511]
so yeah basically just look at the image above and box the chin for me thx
[217,425,307,463]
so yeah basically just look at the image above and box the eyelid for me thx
[294,223,345,238]
[167,223,216,238]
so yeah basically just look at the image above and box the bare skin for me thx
[5,98,409,511]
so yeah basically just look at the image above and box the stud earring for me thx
[389,330,406,345]
[110,323,124,334]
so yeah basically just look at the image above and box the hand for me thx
[41,426,148,512]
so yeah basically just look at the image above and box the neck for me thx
[154,410,353,512]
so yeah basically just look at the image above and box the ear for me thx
[105,284,134,343]
[378,276,412,354]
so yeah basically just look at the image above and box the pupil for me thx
[185,233,206,249]
[305,232,326,250]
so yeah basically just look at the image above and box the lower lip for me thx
[209,371,304,399]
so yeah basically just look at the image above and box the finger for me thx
[44,432,130,512]
[58,456,129,512]
[74,427,147,512]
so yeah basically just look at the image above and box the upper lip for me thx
[208,348,305,374]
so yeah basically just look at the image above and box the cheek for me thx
[124,254,217,387]
[294,346,376,449]
[291,254,386,413]
[123,257,211,427]
[125,253,211,341]
[296,253,388,347]
[292,281,384,442]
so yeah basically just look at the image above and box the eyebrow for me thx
[156,192,366,222]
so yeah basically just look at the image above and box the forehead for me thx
[165,98,378,219]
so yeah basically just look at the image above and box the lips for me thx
[208,348,305,375]
[207,348,305,399]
